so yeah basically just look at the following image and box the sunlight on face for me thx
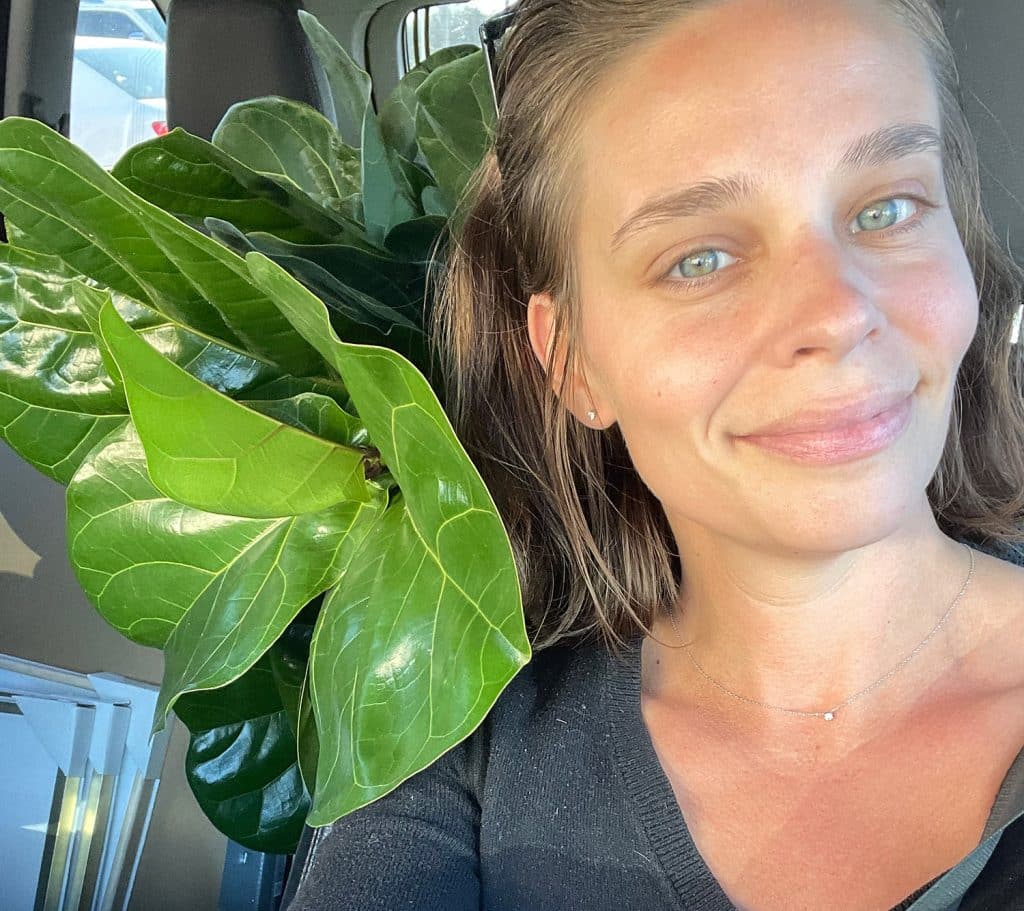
[565,0,979,555]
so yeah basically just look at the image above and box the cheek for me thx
[895,243,979,367]
[594,314,747,447]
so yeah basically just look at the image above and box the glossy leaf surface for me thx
[112,129,353,244]
[96,297,370,518]
[0,117,328,377]
[213,98,363,222]
[174,647,310,854]
[245,253,530,823]
[65,416,388,737]
[0,260,131,485]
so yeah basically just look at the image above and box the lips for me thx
[741,389,915,437]
[736,393,915,465]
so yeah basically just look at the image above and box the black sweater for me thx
[284,543,1024,910]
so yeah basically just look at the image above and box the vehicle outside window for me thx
[76,1,167,42]
[403,0,510,70]
[71,36,167,168]
[70,0,167,168]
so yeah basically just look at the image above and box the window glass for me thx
[74,45,164,100]
[136,7,166,36]
[70,0,167,169]
[403,1,511,70]
[77,3,166,40]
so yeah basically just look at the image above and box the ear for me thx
[526,291,603,426]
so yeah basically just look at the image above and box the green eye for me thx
[670,249,738,281]
[854,197,916,232]
[681,250,720,278]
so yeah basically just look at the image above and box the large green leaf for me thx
[151,478,386,737]
[0,260,131,485]
[244,252,529,823]
[65,417,387,732]
[298,10,372,149]
[174,647,310,854]
[0,117,328,377]
[96,296,371,518]
[112,129,357,245]
[0,249,315,486]
[361,106,421,247]
[212,98,363,223]
[415,51,495,214]
[379,44,479,162]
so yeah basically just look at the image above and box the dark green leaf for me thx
[0,117,328,377]
[112,129,356,245]
[207,220,431,373]
[212,98,363,223]
[245,253,529,824]
[414,51,494,214]
[383,216,449,264]
[174,651,310,854]
[379,44,480,161]
[267,617,314,739]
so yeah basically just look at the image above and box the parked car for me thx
[76,0,166,42]
[70,36,166,167]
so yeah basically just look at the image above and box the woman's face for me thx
[534,0,979,554]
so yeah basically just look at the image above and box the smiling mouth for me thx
[736,394,914,465]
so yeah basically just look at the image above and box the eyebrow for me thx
[609,121,943,252]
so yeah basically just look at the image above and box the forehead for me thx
[577,0,940,227]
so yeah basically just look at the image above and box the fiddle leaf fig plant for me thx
[0,13,527,855]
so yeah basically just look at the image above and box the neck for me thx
[650,517,977,751]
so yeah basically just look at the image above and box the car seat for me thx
[165,0,333,140]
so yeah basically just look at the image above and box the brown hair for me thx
[428,0,1024,658]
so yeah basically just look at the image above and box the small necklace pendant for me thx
[823,712,835,721]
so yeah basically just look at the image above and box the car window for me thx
[136,7,166,37]
[74,44,164,99]
[78,10,146,39]
[403,1,511,70]
[70,0,167,169]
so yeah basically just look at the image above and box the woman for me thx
[286,1,1024,909]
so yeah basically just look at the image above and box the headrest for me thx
[165,0,331,140]
[944,2,1024,265]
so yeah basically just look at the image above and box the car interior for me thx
[0,0,1020,909]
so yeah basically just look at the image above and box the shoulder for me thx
[426,634,616,798]
[486,633,614,729]
[957,538,1024,697]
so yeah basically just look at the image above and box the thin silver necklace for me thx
[666,543,976,722]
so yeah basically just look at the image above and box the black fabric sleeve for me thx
[283,733,484,911]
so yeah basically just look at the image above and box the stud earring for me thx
[586,410,597,422]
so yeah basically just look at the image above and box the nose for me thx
[766,227,886,366]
